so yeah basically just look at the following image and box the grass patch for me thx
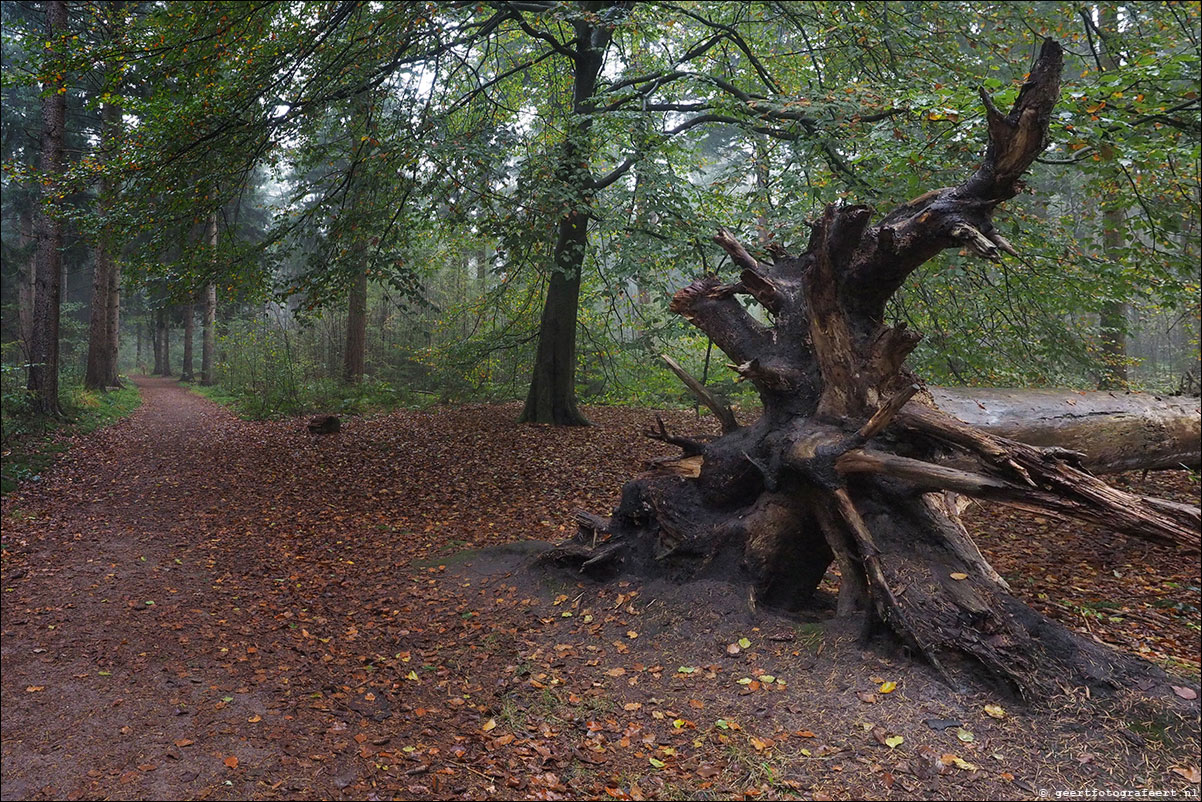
[1,381,141,495]
[189,377,437,421]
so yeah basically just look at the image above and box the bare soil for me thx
[2,376,1198,801]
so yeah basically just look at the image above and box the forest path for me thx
[0,376,672,801]
[0,376,295,801]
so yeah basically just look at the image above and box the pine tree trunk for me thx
[540,40,1200,699]
[201,213,218,385]
[105,249,121,386]
[152,307,166,376]
[343,266,367,384]
[27,0,68,416]
[85,254,111,390]
[17,209,35,362]
[180,300,194,381]
[85,84,122,389]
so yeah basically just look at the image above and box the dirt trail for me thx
[1,377,291,800]
[0,376,685,801]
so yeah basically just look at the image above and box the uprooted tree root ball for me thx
[538,39,1201,701]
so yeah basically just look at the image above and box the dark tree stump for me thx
[308,414,341,435]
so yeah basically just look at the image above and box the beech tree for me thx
[542,40,1201,697]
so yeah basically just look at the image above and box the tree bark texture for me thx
[519,12,614,426]
[343,266,367,384]
[540,40,1200,699]
[153,307,170,376]
[201,213,218,385]
[85,91,122,389]
[27,0,68,416]
[17,208,35,361]
[930,387,1201,473]
[180,300,195,382]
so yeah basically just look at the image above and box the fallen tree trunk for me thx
[930,387,1201,473]
[539,39,1201,701]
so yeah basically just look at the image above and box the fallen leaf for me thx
[174,739,194,747]
[1171,686,1198,700]
[223,756,238,769]
[957,728,975,743]
[885,735,904,749]
[1170,766,1200,783]
[984,704,1005,719]
[950,572,968,581]
[879,681,897,694]
[481,718,497,732]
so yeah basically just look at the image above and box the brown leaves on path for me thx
[1,376,1198,801]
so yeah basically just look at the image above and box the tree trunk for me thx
[1096,6,1128,390]
[85,252,112,390]
[85,78,122,389]
[180,299,195,381]
[201,213,218,385]
[343,266,367,384]
[520,226,590,425]
[519,14,613,426]
[540,40,1200,700]
[930,387,1201,473]
[17,208,35,362]
[152,307,167,376]
[105,246,121,387]
[27,0,68,416]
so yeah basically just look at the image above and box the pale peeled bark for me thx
[930,387,1200,473]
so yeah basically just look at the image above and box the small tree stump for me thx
[307,414,341,434]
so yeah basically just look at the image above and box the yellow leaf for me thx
[481,718,497,732]
[879,681,897,693]
[950,572,968,581]
[984,704,1006,719]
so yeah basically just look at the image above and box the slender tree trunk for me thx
[1096,6,1128,390]
[152,307,166,375]
[161,309,171,376]
[520,15,612,426]
[105,249,121,386]
[17,208,35,361]
[201,213,217,385]
[1098,211,1128,388]
[85,52,123,389]
[343,266,367,384]
[180,299,194,381]
[150,314,161,375]
[27,0,68,416]
[85,253,111,389]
